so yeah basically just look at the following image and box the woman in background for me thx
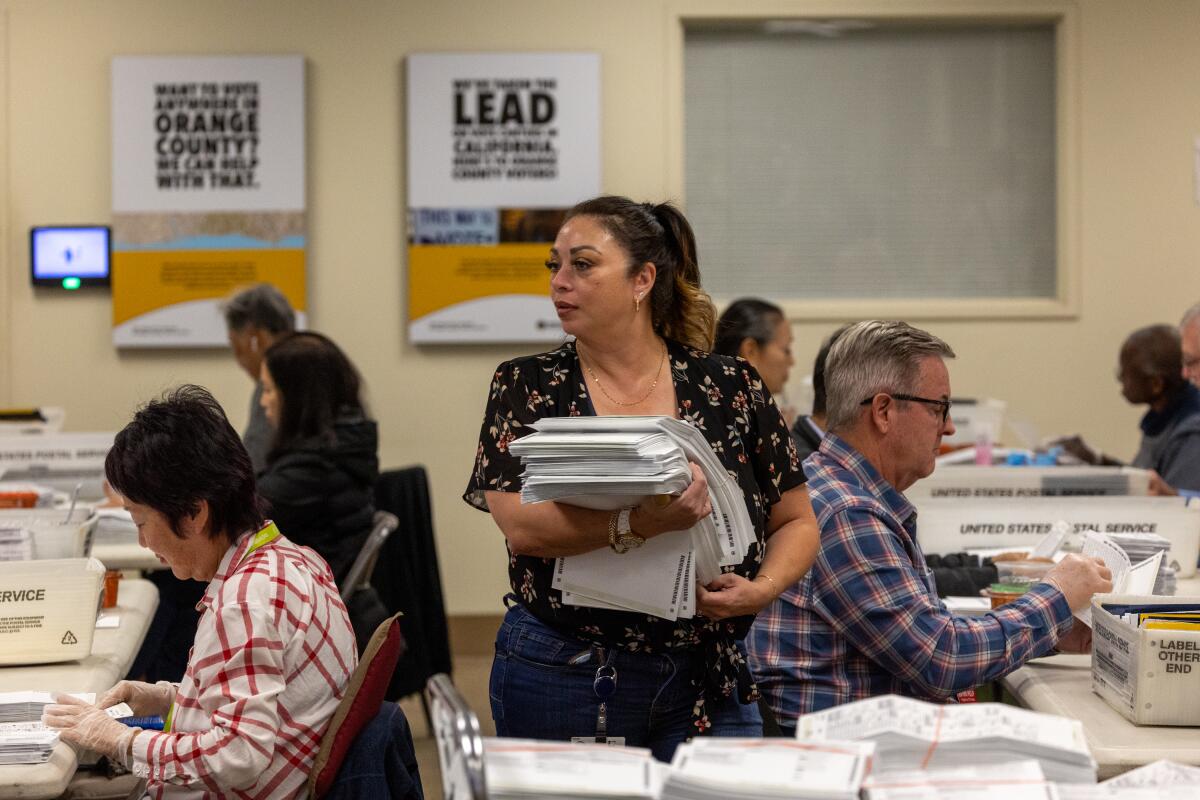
[258,331,379,586]
[713,298,795,424]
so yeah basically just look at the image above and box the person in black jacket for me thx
[258,331,379,586]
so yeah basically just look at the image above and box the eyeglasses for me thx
[860,393,952,425]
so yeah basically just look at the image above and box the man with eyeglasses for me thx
[748,320,1112,733]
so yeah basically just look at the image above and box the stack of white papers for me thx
[93,508,138,545]
[483,738,661,799]
[1106,533,1176,596]
[1076,532,1164,626]
[0,730,58,764]
[863,760,1051,799]
[1103,759,1200,789]
[796,696,1097,784]
[510,416,756,620]
[661,738,874,800]
[0,527,33,561]
[0,691,95,723]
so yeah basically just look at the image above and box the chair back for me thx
[308,612,405,799]
[426,673,487,800]
[341,510,400,603]
[374,466,453,699]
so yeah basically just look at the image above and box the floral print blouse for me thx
[464,338,805,729]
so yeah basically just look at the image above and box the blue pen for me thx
[118,716,165,730]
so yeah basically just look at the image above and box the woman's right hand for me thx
[97,680,175,717]
[631,463,712,537]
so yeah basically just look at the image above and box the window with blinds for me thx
[684,23,1057,302]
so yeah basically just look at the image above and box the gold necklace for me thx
[578,341,667,407]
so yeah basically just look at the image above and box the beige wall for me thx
[0,0,1197,614]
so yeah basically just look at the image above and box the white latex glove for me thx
[97,680,175,717]
[43,693,138,765]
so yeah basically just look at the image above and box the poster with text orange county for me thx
[406,52,600,343]
[111,56,307,347]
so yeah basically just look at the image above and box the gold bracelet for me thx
[755,572,778,591]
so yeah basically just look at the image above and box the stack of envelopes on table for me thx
[796,695,1097,784]
[483,738,661,800]
[661,738,874,800]
[862,760,1051,799]
[509,416,755,620]
[0,691,97,765]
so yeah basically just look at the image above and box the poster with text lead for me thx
[407,52,600,343]
[111,55,307,347]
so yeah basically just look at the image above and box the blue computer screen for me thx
[32,227,110,279]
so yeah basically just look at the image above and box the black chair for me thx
[372,467,453,713]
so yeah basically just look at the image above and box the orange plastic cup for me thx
[103,570,122,608]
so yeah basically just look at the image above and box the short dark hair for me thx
[223,283,296,334]
[811,324,852,417]
[1122,324,1184,391]
[106,385,264,539]
[713,298,785,358]
[263,332,365,460]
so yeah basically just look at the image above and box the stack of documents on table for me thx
[1055,760,1200,799]
[863,760,1051,799]
[93,508,138,545]
[0,691,97,765]
[1076,532,1165,626]
[510,416,755,620]
[661,738,874,800]
[1107,533,1176,596]
[0,526,33,561]
[796,695,1097,783]
[483,738,661,799]
[0,691,96,723]
[0,730,58,764]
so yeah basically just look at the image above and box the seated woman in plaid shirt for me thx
[44,385,358,799]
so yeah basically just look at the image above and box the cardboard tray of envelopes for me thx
[1091,592,1200,726]
[0,558,104,664]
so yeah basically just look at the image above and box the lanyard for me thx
[592,649,618,742]
[164,522,280,733]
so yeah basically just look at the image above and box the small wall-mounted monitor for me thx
[30,226,112,289]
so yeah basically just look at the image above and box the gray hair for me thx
[824,320,956,432]
[1181,302,1200,330]
[222,284,296,334]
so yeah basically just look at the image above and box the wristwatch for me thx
[608,508,645,554]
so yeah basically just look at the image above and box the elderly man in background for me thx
[223,283,296,473]
[748,320,1112,733]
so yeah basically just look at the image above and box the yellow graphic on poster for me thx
[111,56,306,347]
[406,53,600,344]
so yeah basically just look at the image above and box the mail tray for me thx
[1091,592,1200,726]
[0,557,104,664]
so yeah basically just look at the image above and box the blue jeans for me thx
[490,603,762,762]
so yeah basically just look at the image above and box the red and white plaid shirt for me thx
[130,522,357,799]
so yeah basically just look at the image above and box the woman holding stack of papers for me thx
[464,195,820,760]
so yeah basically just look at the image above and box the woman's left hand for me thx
[695,573,774,620]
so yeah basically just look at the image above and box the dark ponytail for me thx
[564,195,716,351]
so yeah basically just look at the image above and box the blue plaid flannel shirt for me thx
[747,432,1073,728]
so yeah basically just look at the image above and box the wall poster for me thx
[111,55,306,347]
[406,52,600,343]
